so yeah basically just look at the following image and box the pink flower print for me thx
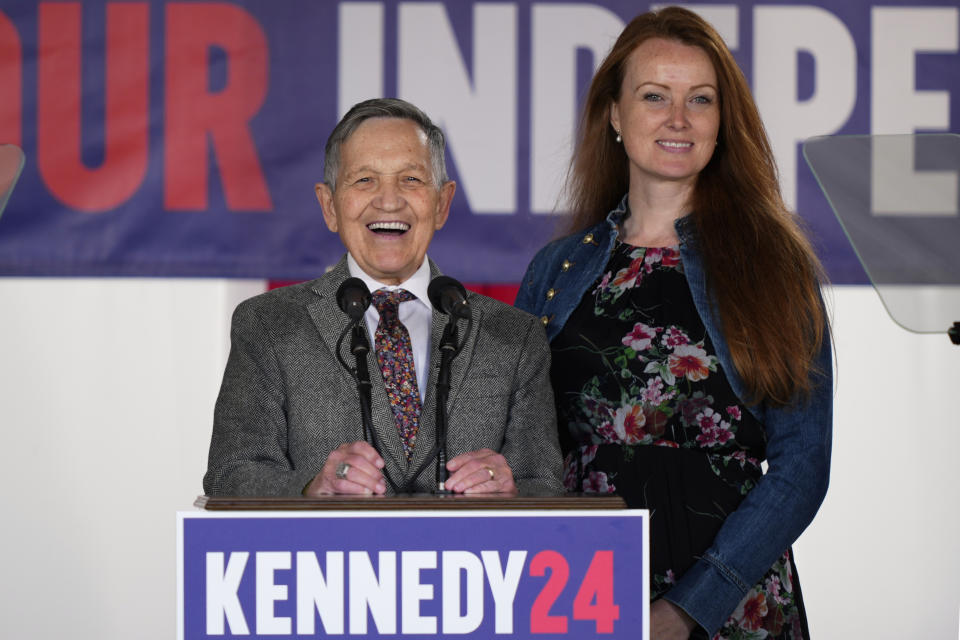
[642,378,664,404]
[583,470,616,493]
[642,377,676,406]
[596,271,612,292]
[679,392,712,426]
[613,403,647,444]
[581,444,599,466]
[695,409,734,447]
[583,396,615,427]
[765,574,780,597]
[662,327,690,348]
[622,322,660,352]
[713,422,734,445]
[668,343,711,381]
[727,450,763,471]
[564,445,600,490]
[765,574,790,606]
[733,589,769,632]
[660,248,681,267]
[726,405,742,421]
[695,413,720,446]
[664,569,676,585]
[729,450,748,468]
[595,420,618,443]
[611,258,644,289]
[643,248,663,270]
[696,407,721,430]
[696,430,717,447]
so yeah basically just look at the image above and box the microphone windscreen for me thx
[428,275,470,319]
[336,277,371,320]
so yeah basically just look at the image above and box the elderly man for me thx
[204,98,562,496]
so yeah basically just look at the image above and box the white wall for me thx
[0,279,957,638]
[0,278,262,637]
[797,286,960,639]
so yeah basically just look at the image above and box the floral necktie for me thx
[371,289,421,460]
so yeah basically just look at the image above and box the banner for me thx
[0,1,957,282]
[177,510,649,639]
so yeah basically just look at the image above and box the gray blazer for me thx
[203,257,563,495]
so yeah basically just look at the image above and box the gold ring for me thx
[486,467,495,481]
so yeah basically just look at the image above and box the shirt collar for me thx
[604,194,630,229]
[346,253,433,309]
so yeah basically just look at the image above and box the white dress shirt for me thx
[347,254,433,402]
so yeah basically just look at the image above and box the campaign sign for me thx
[4,1,958,282]
[177,510,648,639]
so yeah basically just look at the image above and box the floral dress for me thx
[551,241,809,640]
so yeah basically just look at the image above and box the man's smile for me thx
[367,221,411,235]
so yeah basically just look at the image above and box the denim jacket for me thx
[515,197,833,636]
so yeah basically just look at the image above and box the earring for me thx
[615,130,622,143]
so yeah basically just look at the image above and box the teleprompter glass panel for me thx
[803,134,960,334]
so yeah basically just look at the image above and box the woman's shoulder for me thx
[528,233,579,268]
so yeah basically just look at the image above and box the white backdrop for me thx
[0,279,957,638]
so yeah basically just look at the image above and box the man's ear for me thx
[315,183,338,233]
[434,181,456,230]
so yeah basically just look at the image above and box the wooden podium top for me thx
[195,492,626,511]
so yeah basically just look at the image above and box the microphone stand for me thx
[336,318,402,494]
[433,311,472,493]
[349,321,375,445]
[434,320,458,493]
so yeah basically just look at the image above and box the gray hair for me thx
[323,98,449,191]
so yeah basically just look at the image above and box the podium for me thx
[194,492,624,511]
[179,493,648,639]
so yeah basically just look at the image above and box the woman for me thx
[515,7,832,640]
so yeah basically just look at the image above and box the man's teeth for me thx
[368,221,410,232]
[659,141,692,148]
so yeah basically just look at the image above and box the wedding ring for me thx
[486,467,495,481]
[335,462,351,480]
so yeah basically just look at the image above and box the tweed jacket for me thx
[204,257,563,496]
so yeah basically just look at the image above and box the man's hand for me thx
[303,441,386,496]
[445,448,517,494]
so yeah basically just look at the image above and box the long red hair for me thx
[566,6,827,405]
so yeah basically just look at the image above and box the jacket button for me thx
[582,233,594,244]
[546,288,556,300]
[561,260,573,272]
[540,315,550,327]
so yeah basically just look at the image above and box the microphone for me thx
[427,276,473,493]
[333,275,402,494]
[336,277,371,320]
[428,275,471,319]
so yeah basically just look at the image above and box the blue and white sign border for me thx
[178,508,649,639]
